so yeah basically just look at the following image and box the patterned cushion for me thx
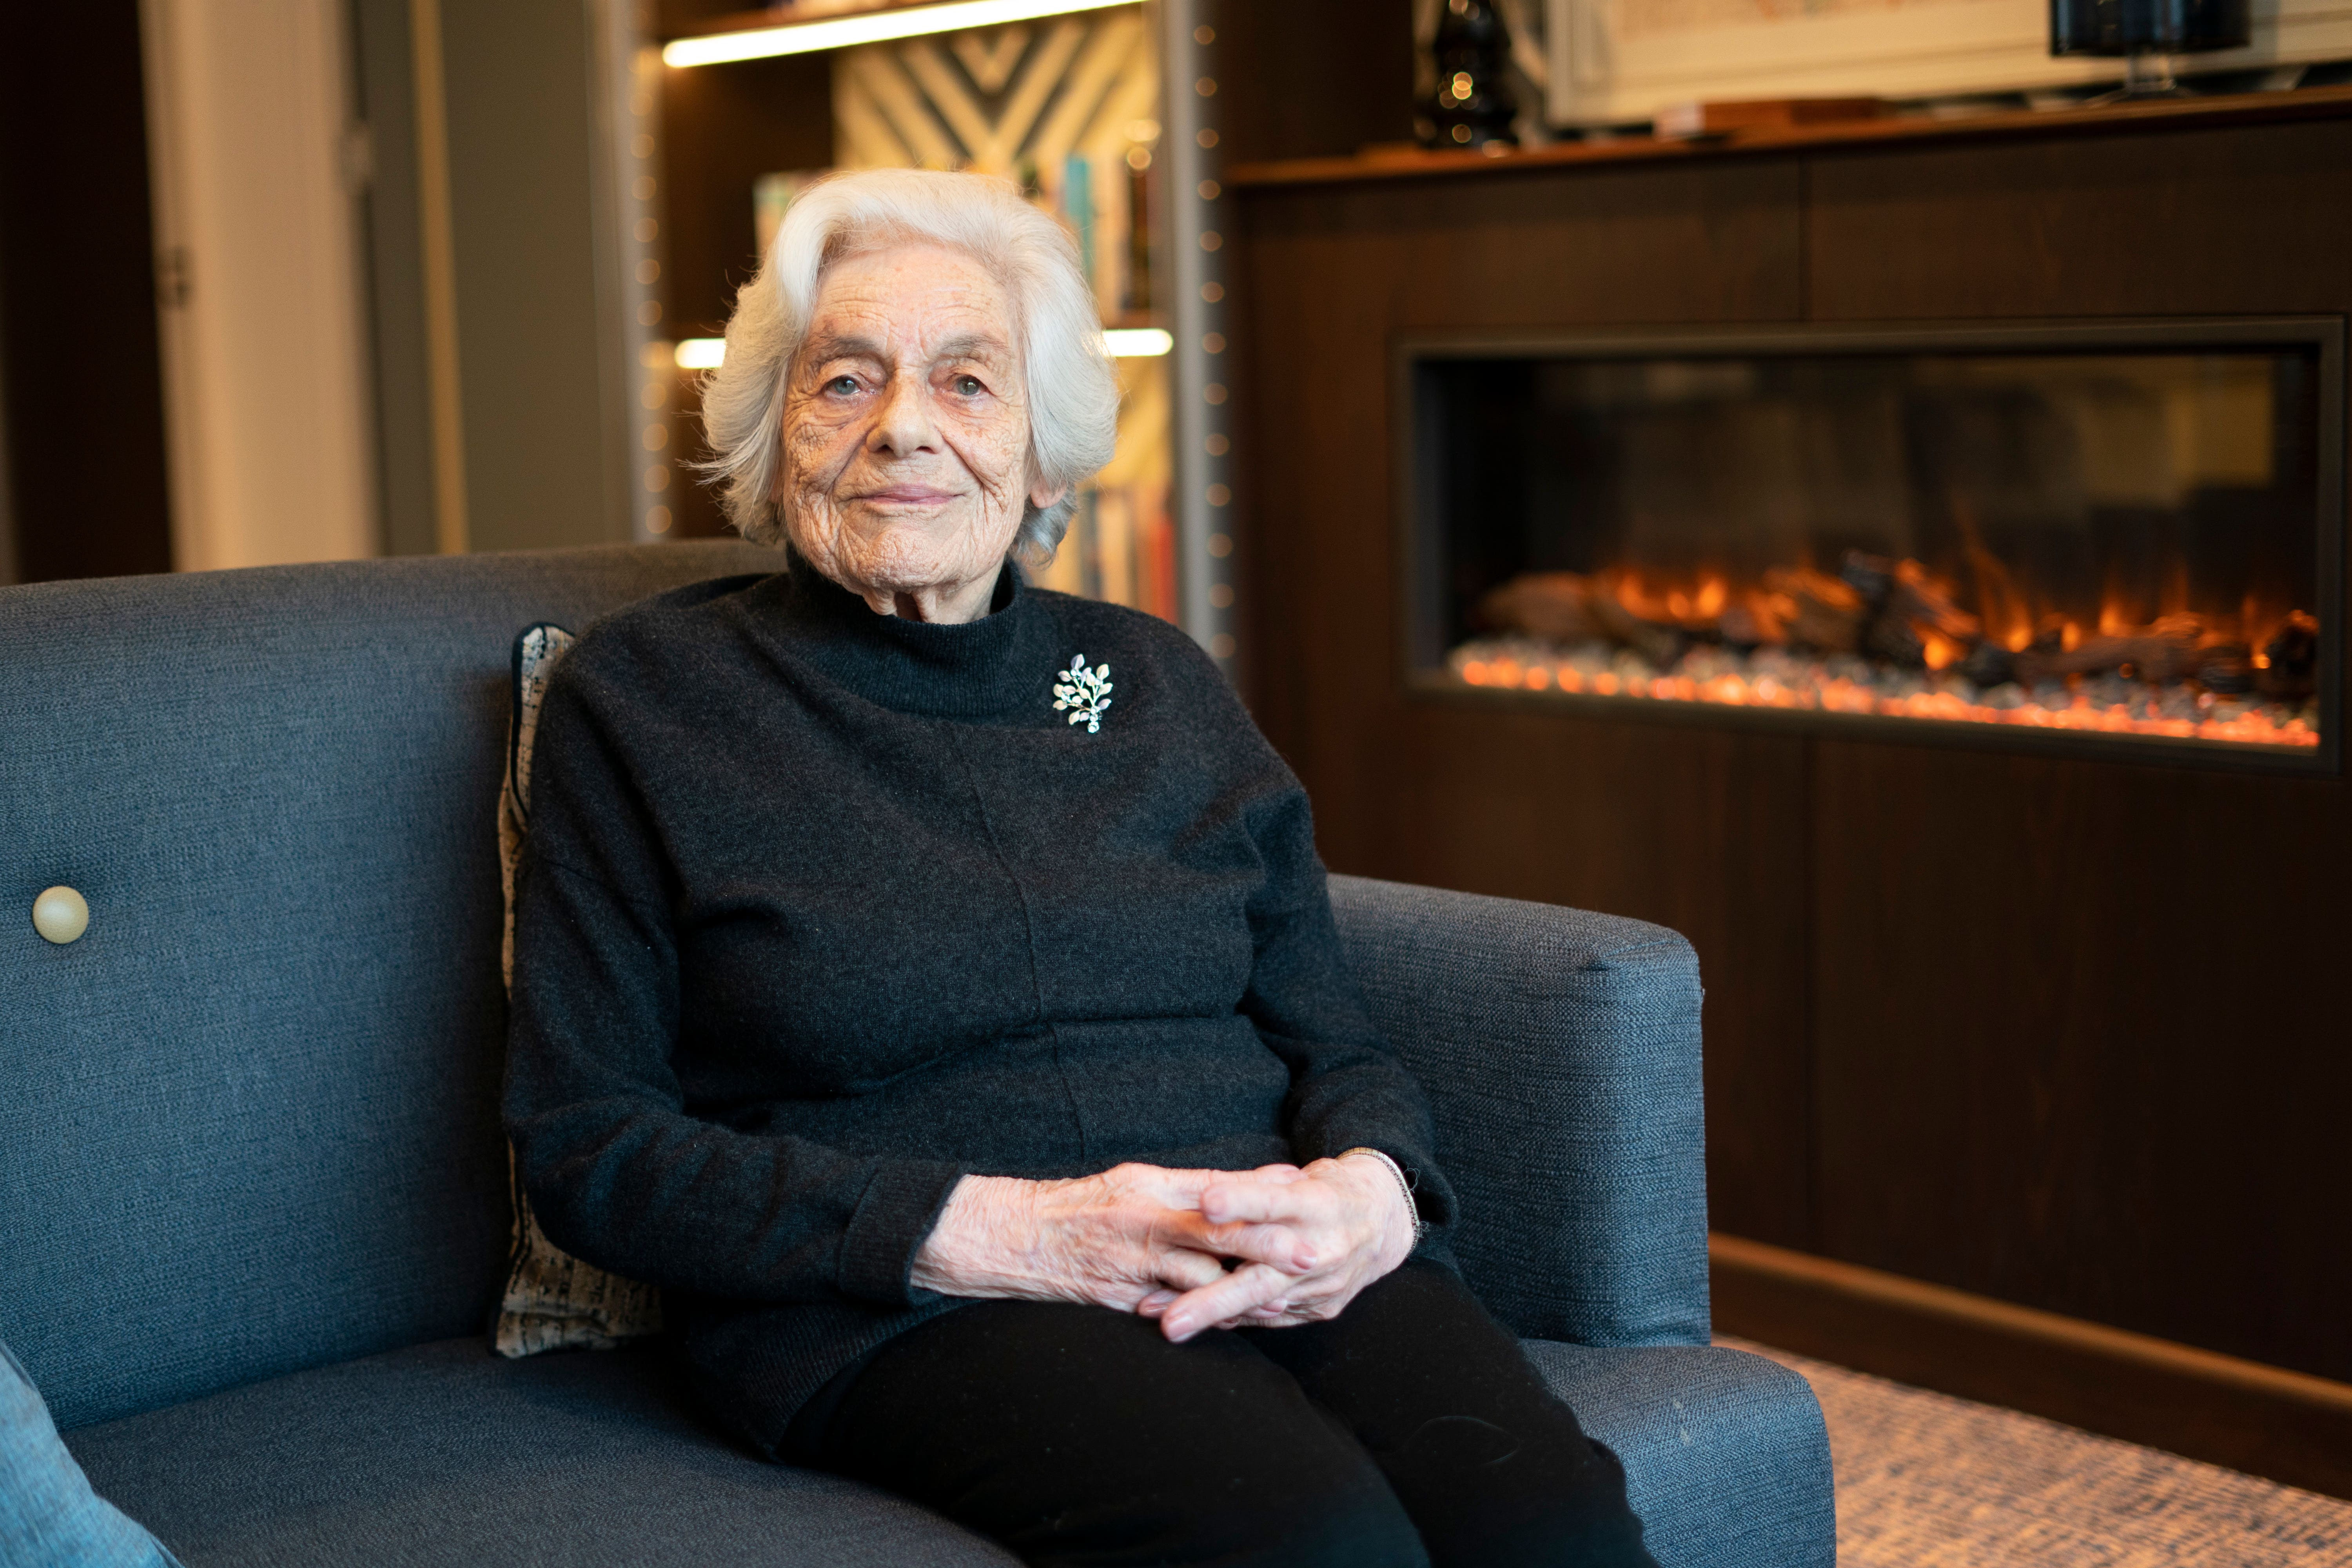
[2,1339,183,1567]
[491,624,664,1357]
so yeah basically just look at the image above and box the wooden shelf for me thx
[1226,83,2352,190]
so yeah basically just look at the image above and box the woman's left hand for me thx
[1138,1153,1416,1342]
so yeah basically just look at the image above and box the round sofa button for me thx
[33,886,89,945]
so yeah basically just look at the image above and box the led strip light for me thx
[663,0,1135,67]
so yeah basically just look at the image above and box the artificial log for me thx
[1891,561,1982,644]
[1588,586,1687,668]
[2199,644,2256,695]
[1865,615,1927,667]
[2016,635,2184,687]
[1720,590,1789,647]
[2007,615,2255,691]
[1842,552,1981,668]
[1478,571,1684,666]
[1958,641,2018,688]
[1475,573,1602,644]
[1764,567,1864,653]
[2261,612,2319,700]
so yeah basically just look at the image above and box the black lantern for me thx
[1421,0,1518,150]
[2050,0,2251,96]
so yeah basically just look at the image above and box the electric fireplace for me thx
[1403,321,2343,768]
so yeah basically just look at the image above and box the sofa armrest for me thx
[1327,875,1710,1348]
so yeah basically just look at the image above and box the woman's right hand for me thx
[909,1163,1316,1312]
[1137,1154,1416,1340]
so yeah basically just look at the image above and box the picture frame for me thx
[1545,0,2352,126]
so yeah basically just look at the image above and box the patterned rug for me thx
[1718,1337,2352,1566]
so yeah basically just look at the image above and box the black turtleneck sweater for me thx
[503,563,1455,1455]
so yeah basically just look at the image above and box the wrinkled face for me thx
[778,242,1062,622]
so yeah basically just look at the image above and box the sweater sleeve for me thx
[1240,783,1459,1250]
[502,664,965,1308]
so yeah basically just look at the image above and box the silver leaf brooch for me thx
[1053,654,1113,734]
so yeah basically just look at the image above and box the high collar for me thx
[749,560,1056,719]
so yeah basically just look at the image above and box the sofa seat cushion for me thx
[63,1335,1829,1568]
[63,1338,1015,1567]
[1533,1342,1837,1568]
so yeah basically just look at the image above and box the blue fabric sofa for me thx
[0,543,1834,1566]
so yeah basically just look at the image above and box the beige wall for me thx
[437,0,645,554]
[141,0,377,571]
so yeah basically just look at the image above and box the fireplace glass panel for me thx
[1416,336,2331,755]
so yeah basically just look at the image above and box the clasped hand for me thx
[909,1156,1416,1343]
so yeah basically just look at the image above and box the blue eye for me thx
[953,374,985,396]
[828,375,859,395]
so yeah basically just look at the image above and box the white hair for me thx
[696,167,1121,562]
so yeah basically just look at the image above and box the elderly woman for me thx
[506,168,1655,1568]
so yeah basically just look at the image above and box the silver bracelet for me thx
[1338,1146,1428,1248]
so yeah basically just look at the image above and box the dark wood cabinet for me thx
[1229,93,2352,1390]
[1805,737,2350,1377]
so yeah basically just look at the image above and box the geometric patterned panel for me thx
[835,11,1158,317]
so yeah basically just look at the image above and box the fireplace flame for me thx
[1462,547,2321,751]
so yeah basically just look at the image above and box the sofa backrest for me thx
[0,543,770,1431]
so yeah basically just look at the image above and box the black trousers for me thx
[788,1260,1659,1568]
